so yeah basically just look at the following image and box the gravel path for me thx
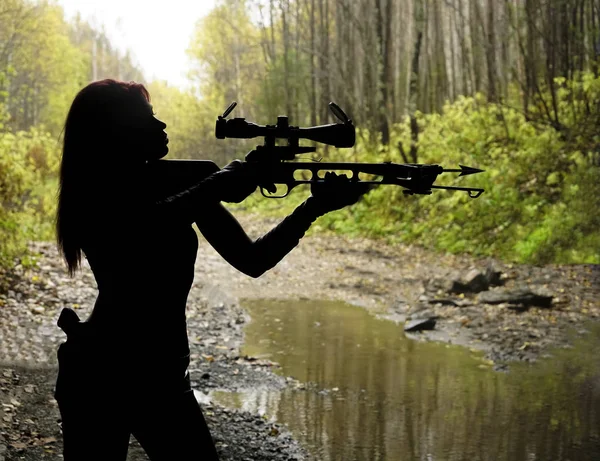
[0,238,306,461]
[0,213,599,460]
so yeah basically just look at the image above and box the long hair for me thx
[56,79,151,275]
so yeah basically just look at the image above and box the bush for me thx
[251,77,600,265]
[0,126,59,268]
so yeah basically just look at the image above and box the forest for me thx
[1,0,599,271]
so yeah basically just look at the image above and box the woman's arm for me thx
[151,160,260,225]
[194,199,322,278]
[195,173,370,278]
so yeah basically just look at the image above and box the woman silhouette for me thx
[54,79,366,460]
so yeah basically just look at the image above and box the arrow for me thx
[441,165,485,176]
[430,185,485,198]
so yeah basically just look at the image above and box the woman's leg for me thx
[55,341,131,461]
[58,397,131,461]
[131,386,220,460]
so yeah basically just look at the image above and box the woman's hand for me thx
[309,172,371,215]
[212,160,276,203]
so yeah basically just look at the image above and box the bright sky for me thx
[56,0,217,89]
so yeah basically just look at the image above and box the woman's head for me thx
[57,79,168,274]
[62,79,168,165]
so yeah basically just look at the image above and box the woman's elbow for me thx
[228,247,274,278]
[230,258,267,278]
[242,265,267,278]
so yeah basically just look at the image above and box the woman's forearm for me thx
[195,197,325,278]
[246,197,324,277]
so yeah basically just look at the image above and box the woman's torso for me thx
[82,213,199,362]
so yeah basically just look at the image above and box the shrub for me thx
[0,126,59,268]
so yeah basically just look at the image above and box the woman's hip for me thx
[54,308,191,404]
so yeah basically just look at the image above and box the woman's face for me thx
[122,97,169,161]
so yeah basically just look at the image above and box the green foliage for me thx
[1,0,599,270]
[147,81,213,160]
[0,0,148,271]
[178,1,600,265]
[0,125,59,267]
[1,2,88,133]
[276,79,600,264]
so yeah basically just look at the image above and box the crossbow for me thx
[147,102,484,200]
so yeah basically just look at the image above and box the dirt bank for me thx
[201,213,600,368]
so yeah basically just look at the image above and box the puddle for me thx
[210,299,600,461]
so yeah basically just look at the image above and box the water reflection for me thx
[212,300,600,461]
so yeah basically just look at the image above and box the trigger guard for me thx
[260,185,289,199]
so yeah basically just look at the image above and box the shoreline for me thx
[0,222,599,459]
[197,212,600,369]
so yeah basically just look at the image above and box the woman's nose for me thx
[153,117,167,130]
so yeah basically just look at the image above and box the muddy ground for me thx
[1,212,598,460]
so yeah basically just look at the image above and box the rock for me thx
[455,299,474,307]
[465,269,490,292]
[391,296,410,311]
[484,263,504,287]
[425,264,505,296]
[423,278,455,294]
[426,268,496,296]
[408,305,435,319]
[450,269,489,294]
[477,288,553,308]
[404,317,437,332]
[30,306,45,315]
[427,298,459,306]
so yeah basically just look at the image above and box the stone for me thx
[477,288,553,308]
[464,269,490,292]
[423,278,454,294]
[484,263,504,286]
[404,317,437,332]
[31,306,45,315]
[450,269,489,294]
[427,298,459,306]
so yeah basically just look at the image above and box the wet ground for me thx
[212,299,600,461]
[198,214,600,367]
[0,213,599,459]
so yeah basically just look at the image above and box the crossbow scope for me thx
[215,101,355,149]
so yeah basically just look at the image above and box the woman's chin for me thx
[147,147,169,161]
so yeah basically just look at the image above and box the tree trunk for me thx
[310,0,317,126]
[281,0,292,116]
[486,0,497,101]
[376,0,393,144]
